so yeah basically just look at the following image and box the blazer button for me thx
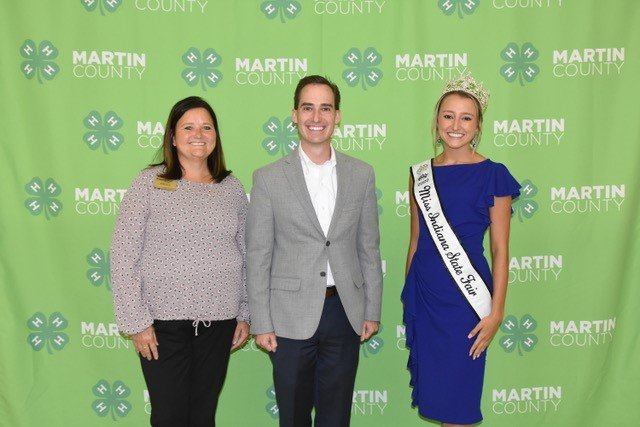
[325,241,330,246]
[320,271,326,277]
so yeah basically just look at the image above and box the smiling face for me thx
[436,93,480,151]
[291,83,341,148]
[172,107,216,163]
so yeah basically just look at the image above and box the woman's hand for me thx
[468,313,503,360]
[231,321,250,351]
[132,325,159,361]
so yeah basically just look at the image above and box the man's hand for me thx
[255,332,278,352]
[360,320,379,342]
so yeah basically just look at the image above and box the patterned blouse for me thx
[111,166,249,335]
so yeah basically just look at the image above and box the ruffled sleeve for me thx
[479,161,521,209]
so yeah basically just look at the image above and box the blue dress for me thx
[402,159,520,424]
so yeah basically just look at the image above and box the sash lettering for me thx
[411,160,492,318]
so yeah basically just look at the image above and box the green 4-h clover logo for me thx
[262,116,299,156]
[265,385,279,419]
[81,0,123,15]
[438,0,480,18]
[261,0,301,23]
[20,39,60,84]
[361,324,384,357]
[87,248,111,290]
[27,312,69,354]
[92,380,132,420]
[499,314,538,356]
[512,179,538,222]
[83,111,124,154]
[376,187,383,215]
[500,42,540,86]
[24,177,63,220]
[181,48,223,91]
[342,47,383,90]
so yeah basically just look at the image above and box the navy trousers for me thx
[270,294,361,427]
[139,319,236,427]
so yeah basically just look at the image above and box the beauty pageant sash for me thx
[411,159,492,319]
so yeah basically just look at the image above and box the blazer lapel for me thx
[283,148,325,237]
[327,151,352,237]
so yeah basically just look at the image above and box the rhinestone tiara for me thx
[441,74,490,112]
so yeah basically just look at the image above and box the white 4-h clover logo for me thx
[438,0,480,18]
[81,0,123,15]
[512,179,538,222]
[24,177,63,220]
[27,312,69,354]
[500,42,540,86]
[265,385,279,419]
[181,48,223,90]
[499,314,538,356]
[262,117,299,156]
[20,39,60,84]
[83,111,124,154]
[342,47,383,90]
[87,248,111,290]
[261,0,301,23]
[92,380,132,420]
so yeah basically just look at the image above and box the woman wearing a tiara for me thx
[402,75,520,426]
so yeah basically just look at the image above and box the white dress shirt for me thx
[299,146,337,287]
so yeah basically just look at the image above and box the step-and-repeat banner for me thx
[2,1,639,426]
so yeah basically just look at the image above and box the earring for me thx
[471,134,480,149]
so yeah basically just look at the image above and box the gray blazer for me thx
[246,148,383,340]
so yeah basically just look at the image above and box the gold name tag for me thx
[153,177,177,191]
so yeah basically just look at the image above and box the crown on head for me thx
[441,74,490,112]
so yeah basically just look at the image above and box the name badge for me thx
[153,177,177,191]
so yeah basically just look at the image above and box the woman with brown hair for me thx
[111,96,249,426]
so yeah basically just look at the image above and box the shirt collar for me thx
[299,145,336,169]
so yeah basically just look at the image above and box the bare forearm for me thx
[490,250,508,317]
[405,243,417,277]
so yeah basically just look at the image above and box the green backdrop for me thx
[2,1,639,426]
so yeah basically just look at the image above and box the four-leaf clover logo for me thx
[361,324,384,357]
[265,385,279,419]
[24,177,63,220]
[499,314,538,356]
[512,179,538,222]
[438,0,480,18]
[27,312,69,354]
[500,42,540,86]
[342,47,383,90]
[87,248,111,290]
[92,380,132,420]
[376,187,383,215]
[83,111,124,154]
[261,0,301,23]
[262,117,299,156]
[20,39,60,84]
[181,47,223,91]
[81,0,123,15]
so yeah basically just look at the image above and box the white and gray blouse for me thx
[111,166,249,335]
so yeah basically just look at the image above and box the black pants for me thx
[140,319,236,427]
[270,294,361,427]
